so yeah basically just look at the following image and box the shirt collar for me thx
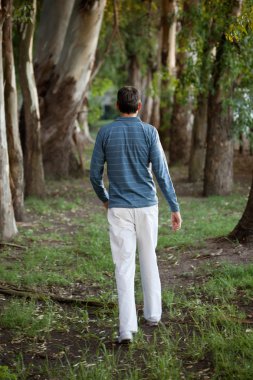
[115,116,141,122]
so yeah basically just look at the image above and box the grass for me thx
[0,170,252,378]
[0,299,67,337]
[158,194,246,249]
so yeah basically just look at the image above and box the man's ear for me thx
[116,102,119,110]
[137,101,142,111]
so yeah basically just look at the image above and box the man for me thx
[90,86,182,344]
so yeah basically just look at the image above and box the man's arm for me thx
[150,129,182,230]
[90,131,109,205]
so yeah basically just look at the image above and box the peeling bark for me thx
[228,174,253,243]
[0,1,17,240]
[19,0,45,197]
[41,0,106,178]
[3,0,24,220]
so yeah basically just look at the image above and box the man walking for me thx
[90,86,182,344]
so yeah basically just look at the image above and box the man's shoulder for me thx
[97,120,118,138]
[140,121,157,138]
[141,121,156,131]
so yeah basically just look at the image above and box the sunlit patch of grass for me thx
[158,194,246,249]
[0,299,66,337]
[203,263,253,301]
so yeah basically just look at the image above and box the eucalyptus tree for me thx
[169,0,198,165]
[37,0,106,178]
[203,0,249,196]
[0,0,17,239]
[188,5,214,182]
[159,0,177,148]
[3,0,24,219]
[18,0,45,196]
[34,0,75,98]
[229,174,253,243]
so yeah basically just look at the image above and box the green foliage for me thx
[88,77,115,126]
[13,1,34,25]
[0,367,17,380]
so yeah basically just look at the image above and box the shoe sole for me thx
[146,321,159,327]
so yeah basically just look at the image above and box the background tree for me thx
[34,0,75,98]
[0,0,17,239]
[159,0,177,149]
[3,0,24,220]
[169,0,198,165]
[229,173,253,242]
[39,0,106,178]
[18,0,45,197]
[203,0,243,196]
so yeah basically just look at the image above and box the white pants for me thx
[107,205,162,335]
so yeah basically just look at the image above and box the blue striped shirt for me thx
[90,116,179,212]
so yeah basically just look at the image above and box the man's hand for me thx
[103,201,109,210]
[171,211,182,231]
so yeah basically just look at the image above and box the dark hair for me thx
[117,86,140,114]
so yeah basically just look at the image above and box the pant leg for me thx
[107,208,138,334]
[135,205,162,322]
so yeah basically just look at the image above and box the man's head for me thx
[117,86,141,115]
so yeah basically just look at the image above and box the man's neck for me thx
[120,112,138,118]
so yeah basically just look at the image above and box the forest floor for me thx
[0,152,253,380]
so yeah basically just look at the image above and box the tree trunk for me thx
[169,51,191,165]
[3,0,24,220]
[0,2,17,239]
[203,35,234,196]
[19,0,45,197]
[159,0,176,149]
[77,97,94,144]
[203,1,243,196]
[228,174,253,243]
[34,0,75,97]
[150,94,160,129]
[140,68,153,124]
[188,39,211,182]
[127,54,142,89]
[169,0,199,165]
[188,95,208,181]
[41,0,106,178]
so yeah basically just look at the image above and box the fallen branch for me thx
[0,285,116,309]
[0,242,27,250]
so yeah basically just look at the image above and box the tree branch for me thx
[0,284,116,309]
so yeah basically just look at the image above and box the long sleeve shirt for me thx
[90,116,180,212]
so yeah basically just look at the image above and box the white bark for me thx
[19,0,45,196]
[41,0,106,177]
[54,0,106,102]
[3,0,24,221]
[34,0,75,66]
[168,0,177,75]
[0,3,17,239]
[77,99,94,143]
